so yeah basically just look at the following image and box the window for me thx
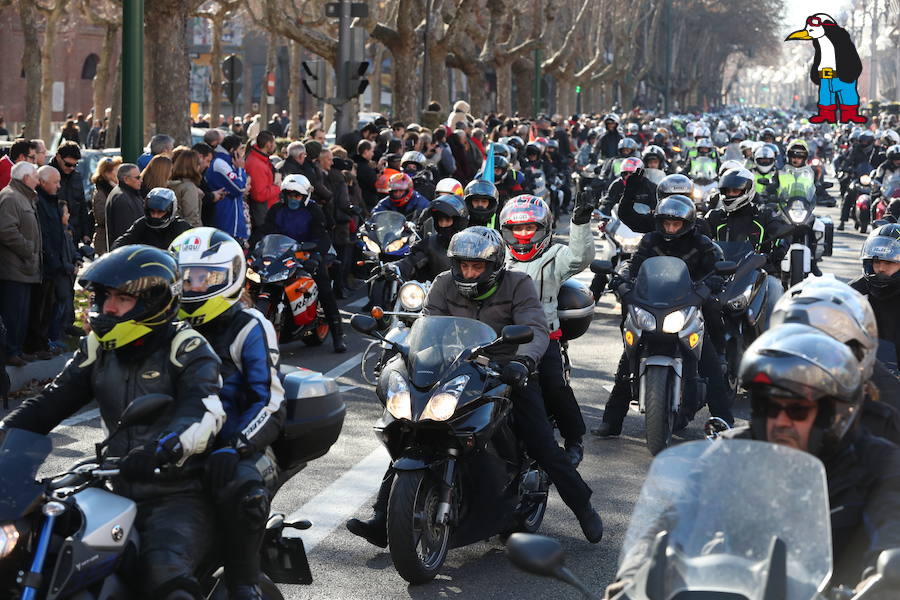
[81,54,100,80]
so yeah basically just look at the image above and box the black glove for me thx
[119,445,158,482]
[706,274,726,294]
[204,447,240,490]
[624,173,642,189]
[155,431,184,466]
[501,356,535,388]
[571,192,596,225]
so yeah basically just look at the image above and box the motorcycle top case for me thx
[274,367,346,470]
[557,279,594,341]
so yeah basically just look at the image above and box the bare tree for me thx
[195,0,242,128]
[35,0,74,142]
[15,0,42,137]
[81,0,121,125]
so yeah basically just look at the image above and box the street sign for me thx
[222,54,243,82]
[325,2,369,18]
[266,72,276,96]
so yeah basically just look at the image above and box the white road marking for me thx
[325,352,364,380]
[283,445,390,552]
[344,296,368,310]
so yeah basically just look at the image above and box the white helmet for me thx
[718,159,745,178]
[168,227,247,326]
[281,174,312,196]
[401,151,426,170]
[753,145,777,174]
[717,168,756,213]
[435,177,464,197]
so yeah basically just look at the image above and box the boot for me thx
[839,104,867,124]
[837,221,845,231]
[590,422,621,438]
[346,511,388,548]
[229,584,264,600]
[564,442,584,467]
[575,507,604,543]
[330,318,348,353]
[809,104,837,124]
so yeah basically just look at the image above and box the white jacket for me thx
[505,221,595,331]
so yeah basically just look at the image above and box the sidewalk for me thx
[3,353,72,410]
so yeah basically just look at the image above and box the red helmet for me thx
[621,157,645,180]
[388,172,413,207]
[499,195,553,261]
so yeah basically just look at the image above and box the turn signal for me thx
[689,333,700,348]
[624,330,635,346]
[371,306,384,320]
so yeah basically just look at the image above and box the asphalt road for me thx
[4,187,868,599]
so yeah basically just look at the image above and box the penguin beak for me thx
[785,29,813,41]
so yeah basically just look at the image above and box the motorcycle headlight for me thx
[398,282,426,311]
[860,174,872,186]
[362,235,381,254]
[630,306,657,331]
[0,523,19,559]
[727,283,753,311]
[812,158,821,166]
[692,188,703,200]
[421,375,469,422]
[386,237,408,253]
[386,371,412,420]
[267,269,290,283]
[246,268,260,284]
[788,200,808,224]
[662,308,692,333]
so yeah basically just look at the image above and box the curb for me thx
[6,352,72,396]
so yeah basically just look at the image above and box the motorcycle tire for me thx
[301,308,329,346]
[255,298,283,342]
[789,250,805,287]
[388,470,450,585]
[859,212,870,234]
[516,488,548,534]
[644,365,674,456]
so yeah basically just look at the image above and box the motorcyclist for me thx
[733,326,900,588]
[776,139,816,202]
[345,227,605,548]
[873,144,900,183]
[169,228,285,600]
[546,139,573,213]
[464,178,501,229]
[494,155,526,204]
[683,138,720,183]
[592,195,734,438]
[839,131,877,230]
[434,177,464,197]
[252,174,347,353]
[500,194,596,467]
[391,194,469,282]
[750,145,780,201]
[850,224,900,371]
[371,172,430,221]
[0,245,224,600]
[112,187,193,250]
[599,157,658,233]
[640,144,668,185]
[598,138,639,188]
[400,150,436,200]
[593,113,623,159]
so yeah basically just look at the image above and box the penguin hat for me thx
[786,13,866,125]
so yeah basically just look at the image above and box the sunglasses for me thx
[62,160,78,168]
[766,402,815,421]
[806,16,834,27]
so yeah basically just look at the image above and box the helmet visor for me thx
[182,265,231,300]
[861,235,900,263]
[755,157,775,167]
[448,233,502,262]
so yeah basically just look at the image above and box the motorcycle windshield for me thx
[884,175,900,199]
[619,440,831,600]
[778,181,815,207]
[254,234,297,259]
[367,212,408,248]
[0,428,51,520]
[714,241,755,263]
[406,316,497,389]
[691,157,717,183]
[633,256,695,307]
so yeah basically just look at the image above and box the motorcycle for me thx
[359,211,418,310]
[0,380,346,599]
[589,205,645,301]
[849,173,876,233]
[593,256,736,455]
[350,314,549,584]
[873,174,900,223]
[247,234,330,345]
[688,157,718,212]
[525,163,549,202]
[810,157,836,207]
[575,162,605,203]
[507,439,900,599]
[772,181,833,288]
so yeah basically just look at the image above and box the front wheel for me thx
[789,249,805,287]
[387,470,451,585]
[643,365,674,456]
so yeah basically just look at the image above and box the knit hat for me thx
[304,140,322,160]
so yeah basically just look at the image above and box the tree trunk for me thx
[372,45,384,113]
[512,58,533,117]
[260,29,277,126]
[288,40,301,139]
[39,8,64,143]
[209,15,224,128]
[109,48,123,147]
[620,78,636,110]
[92,21,118,122]
[555,77,573,117]
[464,66,488,118]
[428,44,449,110]
[17,0,42,138]
[495,58,513,116]
[145,1,193,145]
[390,43,419,123]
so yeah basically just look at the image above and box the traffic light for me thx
[302,60,327,99]
[222,54,243,106]
[345,60,370,98]
[575,85,581,93]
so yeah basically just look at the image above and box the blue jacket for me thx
[136,152,153,171]
[372,191,430,218]
[194,304,285,452]
[205,148,249,239]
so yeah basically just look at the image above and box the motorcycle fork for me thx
[434,448,459,526]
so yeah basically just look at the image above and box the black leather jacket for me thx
[620,229,724,282]
[113,216,193,250]
[1,323,223,500]
[395,233,451,282]
[600,175,658,233]
[851,276,900,370]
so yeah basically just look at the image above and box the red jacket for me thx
[245,145,281,208]
[0,156,14,190]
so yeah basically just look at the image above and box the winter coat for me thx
[35,187,67,277]
[50,156,91,242]
[0,179,41,283]
[245,145,281,210]
[91,179,114,255]
[167,179,203,227]
[105,184,144,250]
[205,148,249,240]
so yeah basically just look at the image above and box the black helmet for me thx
[657,173,694,201]
[888,199,900,221]
[429,194,469,240]
[887,144,900,163]
[78,245,180,350]
[447,226,506,298]
[145,187,177,229]
[858,131,875,147]
[464,179,499,225]
[506,136,525,156]
[861,223,900,298]
[493,155,510,180]
[524,142,543,159]
[617,137,639,157]
[654,194,696,240]
[740,323,864,458]
[760,127,776,141]
[493,143,511,160]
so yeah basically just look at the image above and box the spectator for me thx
[324,150,360,297]
[449,129,476,183]
[307,127,327,146]
[245,114,262,142]
[203,128,222,149]
[76,113,90,145]
[49,202,79,350]
[432,127,456,179]
[391,121,406,139]
[140,155,173,196]
[353,139,379,209]
[279,141,306,176]
[168,148,204,227]
[90,156,121,255]
[470,128,487,159]
[420,101,443,131]
[267,114,284,137]
[28,166,66,360]
[338,121,378,154]
[61,119,81,144]
[300,140,332,207]
[137,133,175,170]
[0,162,41,366]
[191,142,224,226]
[205,134,249,241]
[32,139,48,166]
[245,130,282,232]
[50,141,91,243]
[0,139,36,189]
[86,120,103,149]
[445,100,472,128]
[0,116,8,141]
[105,163,144,249]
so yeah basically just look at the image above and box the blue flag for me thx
[482,143,495,184]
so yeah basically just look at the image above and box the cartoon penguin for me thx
[786,13,867,124]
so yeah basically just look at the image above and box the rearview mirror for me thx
[590,259,614,275]
[501,325,533,346]
[877,549,900,586]
[298,241,318,251]
[758,178,771,186]
[350,314,379,335]
[507,533,565,578]
[120,394,174,428]
[714,260,738,276]
[822,181,834,189]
